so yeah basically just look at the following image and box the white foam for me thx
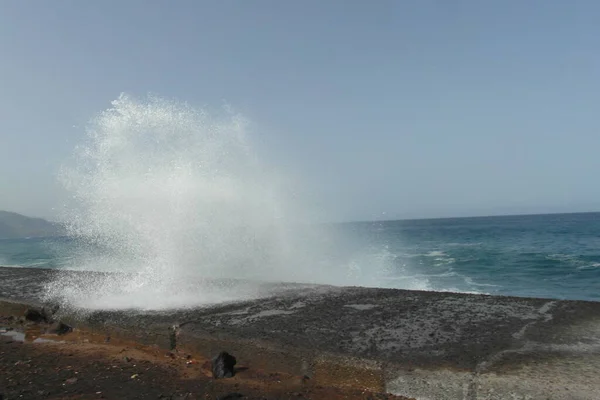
[44,94,428,310]
[577,262,600,270]
[424,250,446,257]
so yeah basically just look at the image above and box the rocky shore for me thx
[0,313,408,399]
[1,266,600,399]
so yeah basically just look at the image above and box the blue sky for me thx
[1,1,599,221]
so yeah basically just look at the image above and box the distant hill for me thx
[0,211,64,239]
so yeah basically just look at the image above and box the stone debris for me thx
[47,321,72,335]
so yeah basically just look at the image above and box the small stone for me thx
[47,321,72,335]
[124,356,132,362]
[131,374,139,379]
[65,377,78,385]
[218,394,244,400]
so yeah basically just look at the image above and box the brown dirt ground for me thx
[0,316,413,400]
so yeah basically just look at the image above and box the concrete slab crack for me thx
[465,300,557,399]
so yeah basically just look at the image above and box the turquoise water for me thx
[0,236,71,269]
[346,212,600,301]
[1,212,599,302]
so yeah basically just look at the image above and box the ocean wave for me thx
[434,287,487,295]
[401,250,455,262]
[424,250,446,257]
[547,253,578,261]
[433,257,455,266]
[576,262,600,271]
[379,276,433,291]
[456,257,480,262]
[546,253,600,271]
[463,277,500,287]
[387,271,459,279]
[0,263,26,268]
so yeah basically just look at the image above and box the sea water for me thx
[1,212,599,303]
[1,94,598,308]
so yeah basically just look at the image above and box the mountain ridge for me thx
[0,210,64,239]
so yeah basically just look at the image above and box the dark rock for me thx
[25,304,59,324]
[211,351,237,379]
[24,308,46,323]
[47,321,72,335]
[218,394,244,400]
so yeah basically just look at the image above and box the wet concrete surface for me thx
[1,266,600,399]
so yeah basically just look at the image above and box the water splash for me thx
[44,94,427,310]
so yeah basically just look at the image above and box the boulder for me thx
[211,351,237,379]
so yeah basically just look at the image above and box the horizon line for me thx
[2,208,599,226]
[332,210,600,225]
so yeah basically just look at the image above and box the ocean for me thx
[2,212,599,302]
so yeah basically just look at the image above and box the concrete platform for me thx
[1,266,600,399]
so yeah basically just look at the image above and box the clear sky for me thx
[1,0,599,222]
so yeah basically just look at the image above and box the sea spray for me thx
[44,94,427,310]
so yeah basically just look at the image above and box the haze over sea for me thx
[2,212,599,302]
